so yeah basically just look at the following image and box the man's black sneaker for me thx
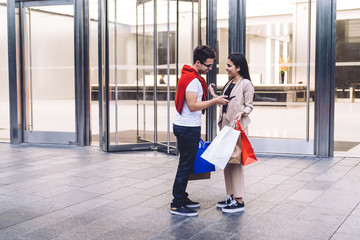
[170,205,198,217]
[184,198,200,208]
[216,195,233,208]
[222,199,245,213]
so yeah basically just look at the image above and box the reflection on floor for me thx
[334,141,360,152]
[91,130,177,144]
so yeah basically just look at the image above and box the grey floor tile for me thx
[336,216,360,235]
[190,229,234,240]
[259,174,290,185]
[288,189,324,202]
[310,190,360,211]
[0,146,359,240]
[267,200,309,217]
[210,211,257,233]
[275,222,333,240]
[91,225,157,240]
[336,157,360,167]
[255,189,294,203]
[330,232,360,240]
[245,182,277,196]
[302,179,336,191]
[273,180,307,192]
[159,218,213,240]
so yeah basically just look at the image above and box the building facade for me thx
[1,0,360,157]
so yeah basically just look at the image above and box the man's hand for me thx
[214,95,230,105]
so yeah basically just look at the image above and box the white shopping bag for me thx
[200,126,240,169]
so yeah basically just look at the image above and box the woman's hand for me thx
[208,83,218,98]
[234,111,245,121]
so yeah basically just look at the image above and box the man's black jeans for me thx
[172,124,201,207]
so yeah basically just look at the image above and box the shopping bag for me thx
[228,131,242,164]
[188,172,211,180]
[193,139,215,173]
[201,126,240,169]
[236,120,257,165]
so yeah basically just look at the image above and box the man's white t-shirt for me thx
[173,78,203,127]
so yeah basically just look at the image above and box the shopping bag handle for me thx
[235,119,243,131]
[199,138,205,147]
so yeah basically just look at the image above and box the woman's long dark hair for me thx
[223,52,251,92]
[229,52,251,81]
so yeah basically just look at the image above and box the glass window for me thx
[335,0,360,156]
[246,0,315,140]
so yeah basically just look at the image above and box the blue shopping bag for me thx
[193,139,216,173]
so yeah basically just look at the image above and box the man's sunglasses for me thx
[201,62,213,68]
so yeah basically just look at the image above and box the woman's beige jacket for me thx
[218,78,254,130]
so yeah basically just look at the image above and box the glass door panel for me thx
[246,0,315,154]
[334,0,360,156]
[138,0,155,144]
[155,0,177,152]
[21,3,76,144]
[106,0,155,150]
[0,1,10,142]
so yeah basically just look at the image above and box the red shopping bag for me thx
[235,120,257,165]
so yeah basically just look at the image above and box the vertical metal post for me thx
[98,0,103,148]
[83,0,90,145]
[154,0,158,145]
[75,0,90,146]
[229,0,245,54]
[191,0,194,52]
[114,0,118,144]
[28,9,34,131]
[314,0,336,157]
[306,0,311,141]
[74,0,83,145]
[99,0,109,151]
[198,0,201,45]
[176,0,179,84]
[8,0,23,144]
[136,1,139,141]
[206,0,217,141]
[142,3,146,139]
[167,0,170,153]
[20,4,27,133]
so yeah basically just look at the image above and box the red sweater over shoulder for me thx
[175,65,208,114]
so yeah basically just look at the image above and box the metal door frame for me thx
[99,0,178,153]
[7,0,90,146]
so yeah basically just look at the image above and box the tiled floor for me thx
[0,143,360,240]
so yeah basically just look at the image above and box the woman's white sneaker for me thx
[216,195,233,208]
[222,199,245,213]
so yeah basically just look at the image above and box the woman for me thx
[209,52,254,213]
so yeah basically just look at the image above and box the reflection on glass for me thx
[334,0,360,155]
[245,0,315,140]
[0,2,9,141]
[24,5,75,132]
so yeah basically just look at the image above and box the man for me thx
[159,74,166,84]
[171,45,229,216]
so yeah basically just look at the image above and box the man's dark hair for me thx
[193,45,216,64]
